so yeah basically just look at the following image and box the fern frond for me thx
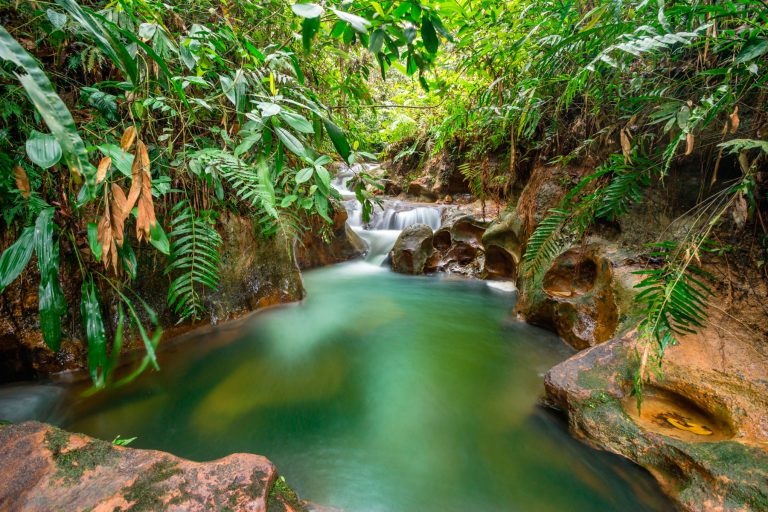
[522,208,571,279]
[165,200,222,323]
[188,149,279,227]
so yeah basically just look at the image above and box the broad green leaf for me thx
[275,127,306,157]
[302,16,320,51]
[0,27,95,195]
[46,9,68,30]
[149,222,170,255]
[280,111,314,133]
[81,276,107,387]
[257,102,282,117]
[735,39,768,65]
[0,226,35,293]
[421,15,439,53]
[98,144,134,177]
[292,3,324,18]
[369,29,386,54]
[87,222,102,261]
[26,131,63,169]
[314,191,332,222]
[296,167,314,184]
[256,158,278,218]
[322,118,351,162]
[332,8,370,34]
[34,208,66,351]
[315,166,331,194]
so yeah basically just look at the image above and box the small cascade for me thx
[331,168,443,265]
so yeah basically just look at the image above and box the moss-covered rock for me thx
[0,421,317,512]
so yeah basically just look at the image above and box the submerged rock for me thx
[390,224,434,275]
[0,421,316,512]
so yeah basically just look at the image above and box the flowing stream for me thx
[0,181,673,511]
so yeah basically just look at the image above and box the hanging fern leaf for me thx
[188,149,279,230]
[165,201,222,323]
[522,208,571,280]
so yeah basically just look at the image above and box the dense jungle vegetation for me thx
[1,0,766,393]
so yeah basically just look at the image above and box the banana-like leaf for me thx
[55,0,138,85]
[0,27,95,196]
[0,226,35,293]
[322,117,351,162]
[34,208,66,351]
[81,276,107,387]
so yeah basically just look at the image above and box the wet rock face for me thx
[544,338,768,512]
[0,422,311,512]
[540,247,618,350]
[390,224,434,275]
[294,207,366,270]
[481,211,523,279]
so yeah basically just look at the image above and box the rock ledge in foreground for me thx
[0,421,318,512]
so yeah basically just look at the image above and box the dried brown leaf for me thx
[96,157,111,184]
[620,128,632,163]
[729,106,740,134]
[121,126,137,151]
[732,193,748,229]
[124,140,149,219]
[97,196,118,272]
[685,133,694,156]
[111,184,127,248]
[13,166,30,198]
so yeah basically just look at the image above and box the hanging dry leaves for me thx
[123,140,156,241]
[620,128,632,163]
[96,157,111,184]
[121,126,137,151]
[97,194,118,271]
[732,193,748,230]
[729,106,740,134]
[13,165,30,198]
[96,184,131,272]
[685,132,695,156]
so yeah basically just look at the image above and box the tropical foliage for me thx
[0,0,766,394]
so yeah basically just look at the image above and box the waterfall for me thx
[332,166,442,265]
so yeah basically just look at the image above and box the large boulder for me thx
[390,224,434,275]
[0,422,318,512]
[481,210,523,279]
[429,211,488,276]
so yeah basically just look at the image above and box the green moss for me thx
[267,476,304,512]
[120,458,182,512]
[44,428,117,486]
[246,468,269,499]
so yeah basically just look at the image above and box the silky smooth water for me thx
[46,262,672,512]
